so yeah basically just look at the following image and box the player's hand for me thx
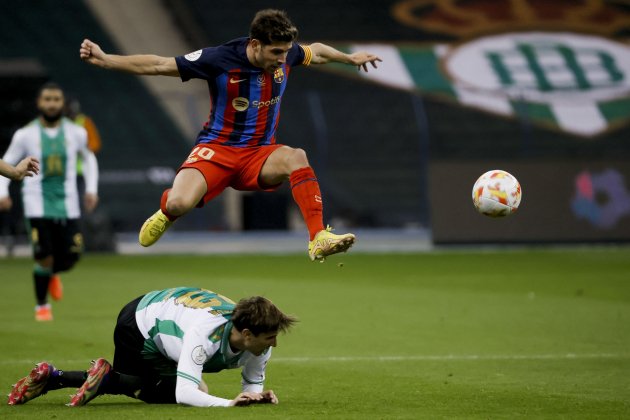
[80,39,107,67]
[349,52,382,72]
[13,157,40,180]
[260,389,279,404]
[0,196,13,212]
[84,193,99,213]
[229,392,264,406]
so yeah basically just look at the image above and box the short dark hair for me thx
[38,82,64,98]
[249,9,298,45]
[232,296,297,336]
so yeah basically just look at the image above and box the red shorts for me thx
[179,143,284,206]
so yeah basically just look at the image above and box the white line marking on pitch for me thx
[2,353,625,366]
[272,353,627,363]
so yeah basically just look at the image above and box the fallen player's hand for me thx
[260,389,278,404]
[230,392,264,406]
[229,391,278,406]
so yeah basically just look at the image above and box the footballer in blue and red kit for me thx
[79,9,380,259]
[173,38,313,203]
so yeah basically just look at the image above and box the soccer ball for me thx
[472,170,522,217]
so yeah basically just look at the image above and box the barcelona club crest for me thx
[274,67,285,83]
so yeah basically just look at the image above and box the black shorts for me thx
[113,295,177,404]
[27,218,82,260]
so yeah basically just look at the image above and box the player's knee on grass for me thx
[137,376,177,404]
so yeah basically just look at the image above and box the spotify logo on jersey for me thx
[232,97,250,112]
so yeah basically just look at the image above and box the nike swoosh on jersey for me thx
[229,78,248,84]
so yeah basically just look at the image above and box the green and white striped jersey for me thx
[135,287,271,407]
[0,118,98,219]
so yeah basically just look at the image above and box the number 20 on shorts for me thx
[186,146,215,163]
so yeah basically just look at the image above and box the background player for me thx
[79,9,382,261]
[0,82,99,321]
[8,287,296,407]
[0,157,39,180]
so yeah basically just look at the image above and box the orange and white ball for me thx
[472,170,522,218]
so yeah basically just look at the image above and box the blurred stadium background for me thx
[2,0,630,255]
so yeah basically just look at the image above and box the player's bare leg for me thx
[260,146,355,261]
[139,168,207,246]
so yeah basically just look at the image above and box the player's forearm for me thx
[100,54,177,76]
[0,170,11,197]
[1,144,24,180]
[81,152,99,194]
[175,381,231,407]
[0,160,18,180]
[309,42,354,65]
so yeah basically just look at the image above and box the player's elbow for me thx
[310,42,325,52]
[175,383,193,405]
[154,57,180,77]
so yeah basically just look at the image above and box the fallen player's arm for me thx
[175,379,275,407]
[175,376,232,407]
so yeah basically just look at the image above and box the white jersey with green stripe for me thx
[0,118,98,219]
[135,287,271,407]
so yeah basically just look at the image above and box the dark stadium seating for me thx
[0,0,189,233]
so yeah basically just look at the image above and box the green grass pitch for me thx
[1,249,629,419]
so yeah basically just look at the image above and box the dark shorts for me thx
[28,218,82,260]
[113,295,177,404]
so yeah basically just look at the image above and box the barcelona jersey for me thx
[175,38,313,147]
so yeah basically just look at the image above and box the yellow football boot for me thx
[308,225,355,262]
[139,210,173,247]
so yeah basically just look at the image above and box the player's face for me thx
[37,89,65,122]
[252,40,292,74]
[245,330,278,356]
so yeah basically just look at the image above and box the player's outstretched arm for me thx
[80,39,179,77]
[0,157,39,181]
[308,42,382,72]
